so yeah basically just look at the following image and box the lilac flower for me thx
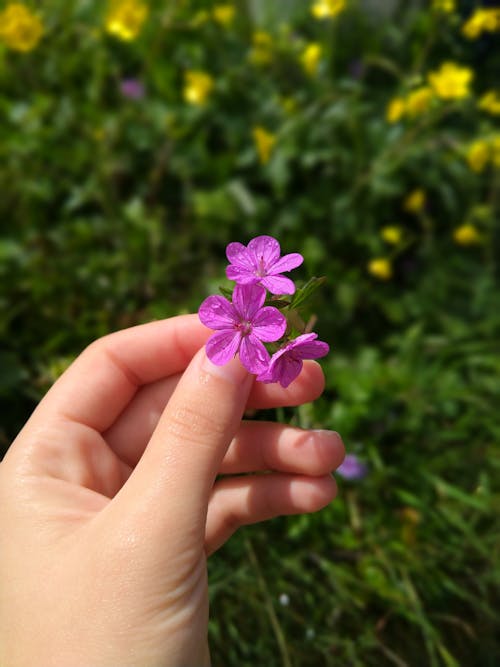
[198,283,286,374]
[120,78,145,100]
[257,333,329,388]
[226,235,303,295]
[336,454,368,481]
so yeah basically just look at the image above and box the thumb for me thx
[113,347,253,534]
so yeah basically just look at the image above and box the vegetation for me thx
[1,1,499,664]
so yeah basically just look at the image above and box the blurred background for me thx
[1,0,499,664]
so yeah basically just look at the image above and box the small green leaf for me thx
[289,276,326,310]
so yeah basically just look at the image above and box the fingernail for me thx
[312,429,342,444]
[200,351,249,385]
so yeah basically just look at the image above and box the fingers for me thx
[205,474,337,555]
[24,315,209,435]
[109,349,254,538]
[104,361,326,467]
[220,423,345,476]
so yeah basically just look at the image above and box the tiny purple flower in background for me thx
[120,78,145,100]
[336,454,368,480]
[257,333,329,388]
[226,235,303,295]
[198,283,286,374]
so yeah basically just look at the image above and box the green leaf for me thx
[289,276,326,310]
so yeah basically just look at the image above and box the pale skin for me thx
[0,315,345,667]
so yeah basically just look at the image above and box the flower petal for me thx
[252,306,287,342]
[239,334,270,374]
[226,241,254,270]
[247,235,280,269]
[270,252,304,274]
[232,283,266,320]
[198,295,237,330]
[291,333,330,359]
[206,330,241,365]
[272,354,303,388]
[226,265,259,284]
[260,274,296,295]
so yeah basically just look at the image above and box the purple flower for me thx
[198,283,287,374]
[257,333,329,388]
[226,235,303,295]
[120,78,145,100]
[336,454,368,481]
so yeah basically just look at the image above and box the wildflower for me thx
[212,4,235,26]
[0,3,43,52]
[462,8,500,40]
[386,97,406,123]
[478,90,500,116]
[257,333,329,388]
[404,189,426,214]
[252,126,277,165]
[337,454,368,480]
[105,0,148,41]
[432,0,455,12]
[198,284,286,373]
[183,70,214,106]
[311,0,346,20]
[405,86,434,117]
[453,224,481,245]
[119,78,145,100]
[428,62,473,100]
[226,235,303,295]
[466,140,490,173]
[381,226,402,245]
[248,31,273,66]
[367,258,392,281]
[300,42,322,76]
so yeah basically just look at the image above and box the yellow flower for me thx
[404,189,426,214]
[311,0,346,20]
[300,42,322,76]
[248,31,273,66]
[368,258,392,281]
[183,70,214,106]
[428,62,473,100]
[212,4,235,27]
[453,224,481,245]
[478,90,500,116]
[466,140,490,173]
[105,0,148,41]
[406,86,434,117]
[386,97,406,123]
[381,226,403,245]
[0,3,43,52]
[432,0,455,12]
[462,8,500,40]
[252,126,276,165]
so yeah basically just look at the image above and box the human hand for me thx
[0,315,344,667]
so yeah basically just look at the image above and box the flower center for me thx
[236,320,253,336]
[255,255,266,277]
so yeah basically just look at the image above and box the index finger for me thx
[27,315,210,433]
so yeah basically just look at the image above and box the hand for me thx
[0,315,344,667]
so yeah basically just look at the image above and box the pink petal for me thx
[260,274,296,295]
[206,330,241,365]
[274,355,303,388]
[292,334,330,359]
[226,265,259,284]
[252,306,287,342]
[232,284,266,320]
[270,252,304,274]
[198,295,237,330]
[226,242,254,270]
[247,236,280,269]
[239,334,270,374]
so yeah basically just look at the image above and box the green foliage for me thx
[1,0,499,664]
